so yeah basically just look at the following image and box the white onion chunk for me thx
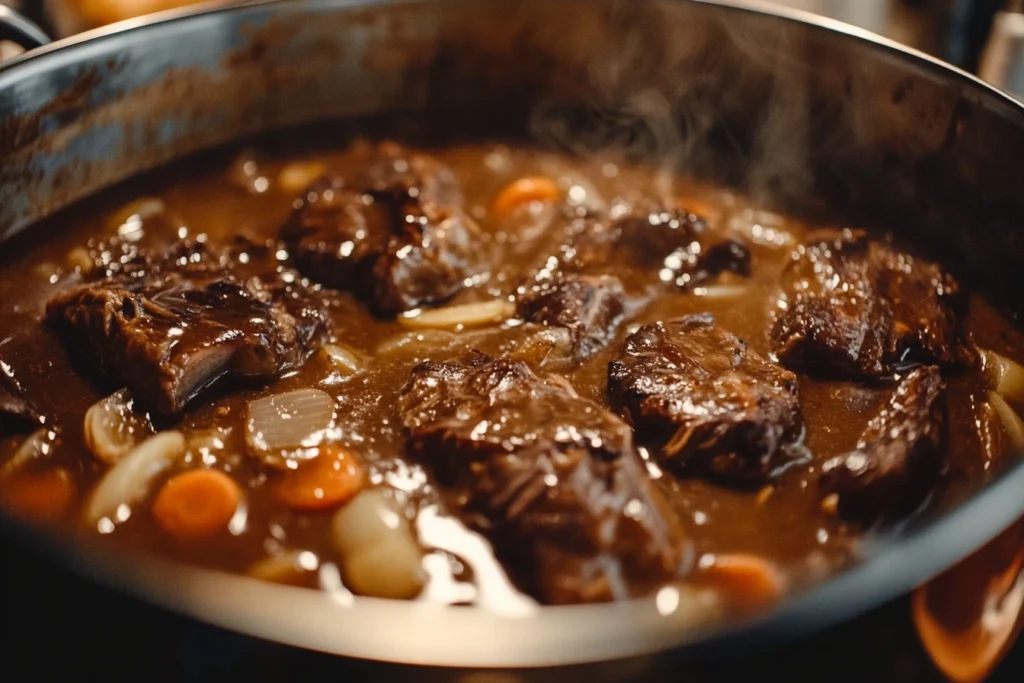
[85,431,186,526]
[245,389,336,469]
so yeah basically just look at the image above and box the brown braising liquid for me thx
[0,135,1021,615]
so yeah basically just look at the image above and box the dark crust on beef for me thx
[772,229,974,379]
[398,351,688,604]
[280,142,482,313]
[820,366,947,522]
[608,314,805,484]
[515,274,627,361]
[45,240,327,416]
[521,198,751,294]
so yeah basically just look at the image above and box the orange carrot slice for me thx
[492,176,561,217]
[701,553,786,611]
[152,469,241,540]
[272,445,365,511]
[1,468,75,522]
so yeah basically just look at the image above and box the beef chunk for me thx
[398,351,688,604]
[613,198,752,288]
[0,356,41,435]
[280,143,481,313]
[820,366,946,522]
[45,240,326,416]
[772,229,973,379]
[608,314,805,483]
[526,198,751,292]
[515,275,627,361]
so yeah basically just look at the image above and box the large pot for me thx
[2,0,1024,673]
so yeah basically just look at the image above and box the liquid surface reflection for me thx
[914,516,1024,682]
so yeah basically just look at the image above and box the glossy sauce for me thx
[0,137,1021,612]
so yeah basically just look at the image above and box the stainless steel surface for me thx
[2,0,1024,668]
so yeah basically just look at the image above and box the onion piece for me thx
[84,389,152,466]
[398,300,514,331]
[331,489,425,599]
[982,350,1024,411]
[990,392,1024,453]
[343,535,425,600]
[85,431,186,526]
[245,389,336,469]
[323,344,362,375]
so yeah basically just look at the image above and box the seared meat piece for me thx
[527,198,751,292]
[608,314,805,483]
[613,199,751,288]
[820,366,946,522]
[772,229,973,379]
[0,354,41,435]
[516,275,627,361]
[398,351,688,604]
[280,143,481,313]
[45,240,326,416]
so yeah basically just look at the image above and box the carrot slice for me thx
[152,469,241,540]
[492,176,561,217]
[0,468,75,522]
[701,553,786,611]
[272,445,365,511]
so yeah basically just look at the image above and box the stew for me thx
[1,134,1022,616]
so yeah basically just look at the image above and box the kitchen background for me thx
[1,1,1023,682]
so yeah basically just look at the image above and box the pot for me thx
[1,0,1024,673]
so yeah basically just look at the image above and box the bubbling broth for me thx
[0,130,1022,617]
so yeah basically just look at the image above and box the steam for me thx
[526,0,819,209]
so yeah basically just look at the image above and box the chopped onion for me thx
[84,389,152,466]
[245,389,336,469]
[398,300,514,330]
[331,489,425,599]
[323,344,362,375]
[342,534,425,600]
[278,161,326,194]
[85,431,186,526]
[990,392,1024,453]
[982,350,1024,411]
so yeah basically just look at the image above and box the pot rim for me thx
[3,0,1024,668]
